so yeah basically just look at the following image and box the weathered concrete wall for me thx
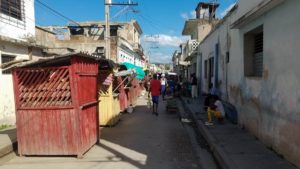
[234,1,300,167]
[197,24,212,42]
[199,0,300,167]
[0,42,31,125]
[237,0,265,18]
[35,27,57,48]
[110,36,118,62]
[118,21,142,45]
[53,37,105,55]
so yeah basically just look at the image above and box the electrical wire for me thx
[34,0,81,26]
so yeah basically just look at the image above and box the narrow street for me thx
[0,97,202,169]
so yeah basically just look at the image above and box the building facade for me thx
[176,2,219,89]
[198,0,300,167]
[0,0,44,125]
[41,20,146,68]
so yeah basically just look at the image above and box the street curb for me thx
[178,98,218,169]
[180,97,239,169]
[0,127,17,164]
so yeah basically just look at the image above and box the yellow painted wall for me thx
[98,84,120,126]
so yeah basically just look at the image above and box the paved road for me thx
[0,98,201,169]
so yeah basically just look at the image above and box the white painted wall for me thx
[0,0,35,40]
[198,0,300,167]
[118,49,134,65]
[197,24,212,42]
[0,0,38,125]
[0,42,30,125]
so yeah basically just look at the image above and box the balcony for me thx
[133,43,144,56]
[183,40,199,61]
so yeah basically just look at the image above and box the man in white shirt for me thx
[160,74,167,100]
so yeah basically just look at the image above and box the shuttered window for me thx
[244,25,264,78]
[253,32,263,77]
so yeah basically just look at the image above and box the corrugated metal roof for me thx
[0,52,104,70]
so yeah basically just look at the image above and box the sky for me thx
[35,0,237,63]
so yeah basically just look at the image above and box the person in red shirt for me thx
[148,74,161,116]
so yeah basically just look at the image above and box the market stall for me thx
[120,63,145,108]
[98,59,120,126]
[12,53,99,157]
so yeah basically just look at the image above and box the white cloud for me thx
[150,52,171,64]
[220,3,236,18]
[180,13,189,20]
[181,10,196,20]
[143,34,189,47]
[190,11,196,19]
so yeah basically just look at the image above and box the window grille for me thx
[0,0,25,29]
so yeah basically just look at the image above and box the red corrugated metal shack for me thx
[12,53,99,157]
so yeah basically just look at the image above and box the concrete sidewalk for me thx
[0,127,17,164]
[181,97,298,169]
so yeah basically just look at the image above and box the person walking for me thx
[160,74,167,100]
[191,73,198,99]
[148,74,161,116]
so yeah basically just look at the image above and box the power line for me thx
[35,0,80,26]
[140,13,175,32]
[138,14,163,33]
[24,0,78,25]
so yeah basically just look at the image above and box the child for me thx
[205,96,225,125]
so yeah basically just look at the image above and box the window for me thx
[193,63,196,74]
[226,51,230,63]
[110,28,118,36]
[1,54,16,74]
[89,25,100,36]
[244,25,263,77]
[95,47,105,55]
[69,26,84,35]
[0,0,22,20]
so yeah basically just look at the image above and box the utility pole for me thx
[104,0,138,60]
[105,0,111,60]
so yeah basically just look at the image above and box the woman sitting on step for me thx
[205,95,225,126]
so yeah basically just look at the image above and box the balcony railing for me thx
[183,40,199,61]
[133,43,144,55]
